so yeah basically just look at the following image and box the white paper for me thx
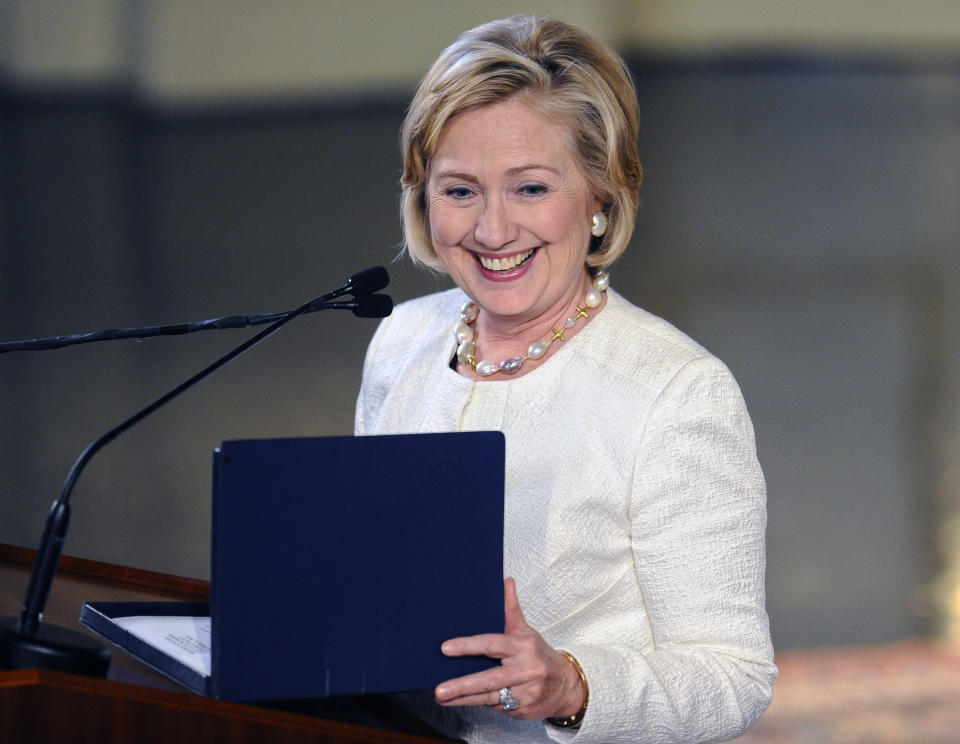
[114,615,212,676]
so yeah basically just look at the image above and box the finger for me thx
[503,577,528,636]
[435,687,503,708]
[435,668,517,703]
[437,693,490,708]
[441,632,515,658]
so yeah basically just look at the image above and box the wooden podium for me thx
[0,544,452,744]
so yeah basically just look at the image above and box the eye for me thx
[445,186,474,200]
[519,183,547,197]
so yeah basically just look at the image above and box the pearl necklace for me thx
[454,270,610,376]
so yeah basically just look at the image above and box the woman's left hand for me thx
[434,578,585,721]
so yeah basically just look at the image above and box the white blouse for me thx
[355,287,777,743]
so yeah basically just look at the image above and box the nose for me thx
[473,197,515,250]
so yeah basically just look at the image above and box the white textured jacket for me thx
[355,287,777,743]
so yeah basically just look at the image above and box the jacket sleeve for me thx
[551,357,777,743]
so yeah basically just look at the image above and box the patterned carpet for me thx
[734,639,960,743]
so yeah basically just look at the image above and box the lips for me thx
[475,248,536,272]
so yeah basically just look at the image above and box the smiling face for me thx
[426,97,602,331]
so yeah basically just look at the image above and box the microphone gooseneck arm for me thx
[17,298,309,635]
[0,265,392,354]
[15,267,392,637]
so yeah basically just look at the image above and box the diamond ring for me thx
[499,686,519,711]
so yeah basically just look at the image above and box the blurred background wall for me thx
[1,0,959,653]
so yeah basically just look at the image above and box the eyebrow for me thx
[506,164,562,177]
[431,163,563,181]
[432,170,479,183]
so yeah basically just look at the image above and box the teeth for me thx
[478,249,534,271]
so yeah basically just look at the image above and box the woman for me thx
[356,16,777,743]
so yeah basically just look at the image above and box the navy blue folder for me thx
[82,431,505,701]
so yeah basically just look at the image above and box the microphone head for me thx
[348,266,389,295]
[353,293,394,318]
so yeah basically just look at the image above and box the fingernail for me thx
[436,685,449,700]
[441,642,453,654]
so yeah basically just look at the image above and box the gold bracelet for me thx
[546,650,589,729]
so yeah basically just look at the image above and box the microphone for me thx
[354,294,394,318]
[345,265,389,295]
[0,266,394,353]
[0,267,391,677]
[326,293,394,318]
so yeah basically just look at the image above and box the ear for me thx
[591,193,605,215]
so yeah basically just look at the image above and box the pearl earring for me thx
[591,212,608,237]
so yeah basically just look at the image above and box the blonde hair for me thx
[400,16,642,272]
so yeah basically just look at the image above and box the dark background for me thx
[2,14,959,653]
